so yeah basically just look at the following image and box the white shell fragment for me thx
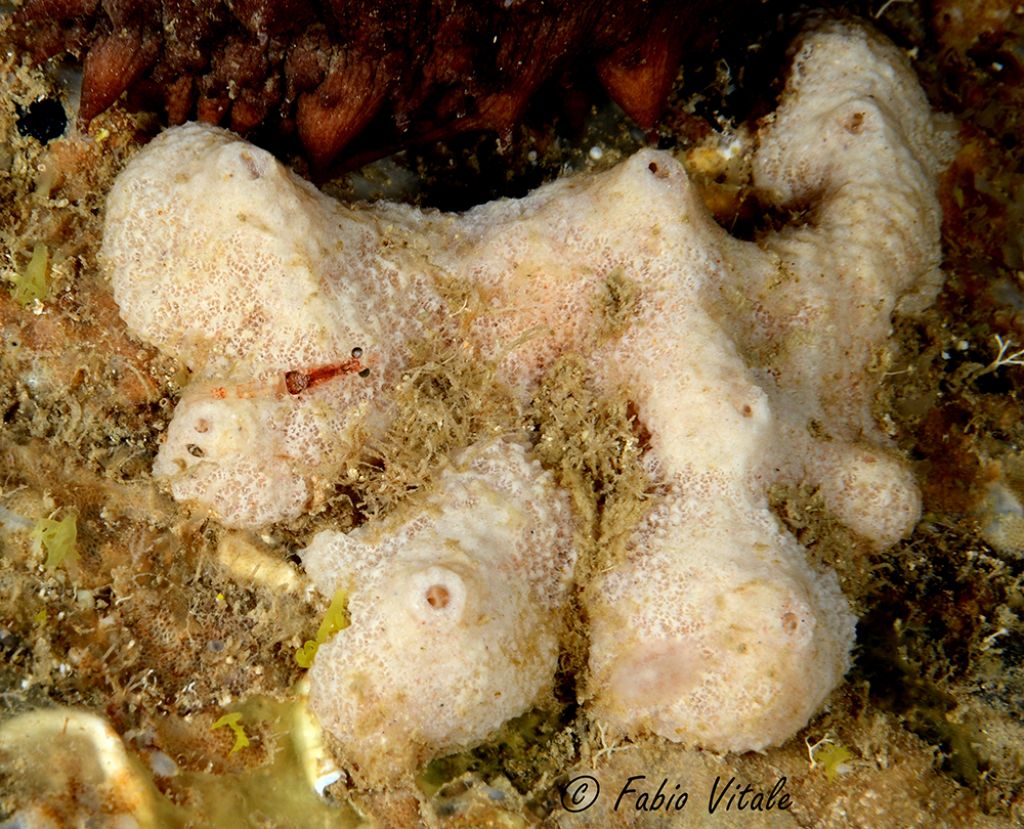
[101,21,954,777]
[0,708,158,829]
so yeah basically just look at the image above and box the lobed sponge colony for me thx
[101,20,954,779]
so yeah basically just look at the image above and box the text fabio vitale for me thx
[560,773,792,815]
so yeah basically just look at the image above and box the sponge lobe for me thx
[300,439,577,784]
[102,123,445,525]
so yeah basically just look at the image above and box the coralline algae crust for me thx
[101,21,955,784]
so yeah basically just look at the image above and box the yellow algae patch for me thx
[211,712,250,755]
[10,243,50,305]
[30,512,77,570]
[295,589,349,669]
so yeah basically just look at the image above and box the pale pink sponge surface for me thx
[300,438,577,782]
[102,22,954,779]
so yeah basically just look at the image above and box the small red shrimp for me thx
[284,353,368,395]
[202,347,371,401]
